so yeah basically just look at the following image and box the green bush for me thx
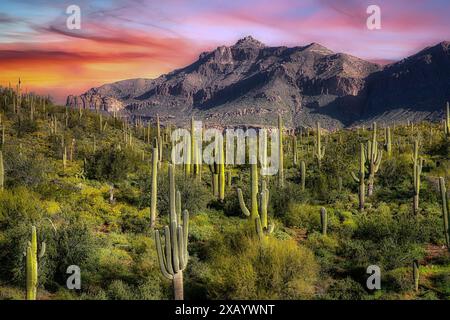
[205,230,318,299]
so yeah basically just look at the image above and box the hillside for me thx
[66,37,450,129]
[1,85,450,300]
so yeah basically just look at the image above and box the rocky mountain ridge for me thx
[66,36,450,129]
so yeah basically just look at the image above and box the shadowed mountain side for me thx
[67,37,450,129]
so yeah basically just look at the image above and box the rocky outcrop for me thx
[66,36,450,128]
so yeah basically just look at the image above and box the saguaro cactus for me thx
[412,140,423,215]
[385,126,392,156]
[365,123,383,196]
[150,140,159,228]
[278,114,284,187]
[154,164,189,300]
[0,150,4,190]
[300,160,306,191]
[444,102,449,137]
[320,207,328,235]
[439,177,449,250]
[218,141,225,201]
[237,164,274,238]
[26,226,46,300]
[314,122,325,169]
[351,143,366,211]
[293,135,298,166]
[413,260,419,292]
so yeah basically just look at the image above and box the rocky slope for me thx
[66,36,450,129]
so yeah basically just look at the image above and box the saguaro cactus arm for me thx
[237,188,251,217]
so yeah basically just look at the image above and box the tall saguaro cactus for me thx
[293,135,298,166]
[385,126,392,156]
[365,123,383,196]
[444,102,449,137]
[412,140,423,214]
[150,140,159,228]
[314,122,325,169]
[320,207,328,235]
[26,226,46,300]
[278,114,284,187]
[237,164,274,239]
[0,150,4,190]
[351,143,366,211]
[439,177,449,250]
[154,164,189,300]
[413,260,420,292]
[300,160,306,191]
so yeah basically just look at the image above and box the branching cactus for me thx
[237,164,274,239]
[412,141,423,214]
[314,122,325,169]
[26,226,46,300]
[365,123,383,196]
[351,143,366,211]
[150,139,159,228]
[320,207,328,235]
[439,177,449,250]
[154,164,189,300]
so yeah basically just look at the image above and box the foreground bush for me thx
[205,229,318,299]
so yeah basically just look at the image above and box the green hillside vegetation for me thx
[0,83,449,300]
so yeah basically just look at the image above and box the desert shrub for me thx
[2,148,51,189]
[206,230,318,299]
[86,146,141,182]
[140,173,211,217]
[324,277,369,300]
[52,216,97,286]
[119,207,149,234]
[13,117,38,136]
[384,268,413,292]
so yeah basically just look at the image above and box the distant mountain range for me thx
[66,36,450,129]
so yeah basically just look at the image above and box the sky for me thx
[1,0,450,103]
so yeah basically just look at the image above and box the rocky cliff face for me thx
[66,36,450,128]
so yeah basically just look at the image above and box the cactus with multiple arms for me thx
[154,164,189,300]
[351,143,366,211]
[237,163,274,238]
[314,122,326,169]
[439,177,449,250]
[365,123,383,196]
[26,226,46,300]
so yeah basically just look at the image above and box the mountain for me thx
[66,36,450,129]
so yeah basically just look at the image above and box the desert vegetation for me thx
[0,82,448,300]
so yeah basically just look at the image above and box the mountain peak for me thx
[233,36,265,48]
[304,42,334,54]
